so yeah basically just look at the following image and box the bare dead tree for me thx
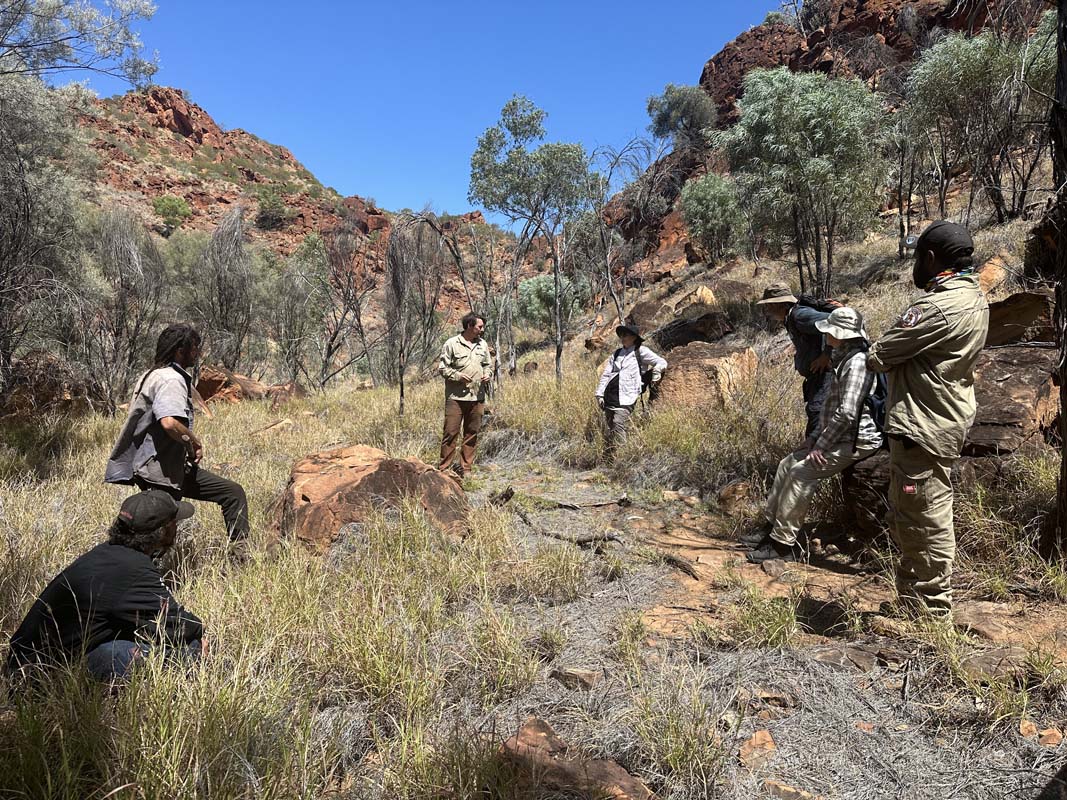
[194,206,253,371]
[383,215,446,416]
[58,211,167,411]
[1049,0,1067,555]
[314,226,381,388]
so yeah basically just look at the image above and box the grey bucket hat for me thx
[815,307,868,342]
[755,283,799,305]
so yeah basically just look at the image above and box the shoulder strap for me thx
[851,366,877,453]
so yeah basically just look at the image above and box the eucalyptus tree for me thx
[714,67,887,296]
[469,96,598,381]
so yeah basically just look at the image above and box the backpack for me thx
[852,368,889,453]
[796,294,844,313]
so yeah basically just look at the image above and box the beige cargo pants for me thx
[766,444,878,547]
[888,437,956,616]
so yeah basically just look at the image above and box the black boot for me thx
[739,523,771,548]
[746,537,805,564]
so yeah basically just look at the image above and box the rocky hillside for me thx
[79,86,388,256]
[622,0,1038,278]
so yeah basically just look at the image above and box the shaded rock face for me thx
[657,342,757,408]
[500,717,653,800]
[275,444,469,553]
[985,290,1054,348]
[340,195,391,236]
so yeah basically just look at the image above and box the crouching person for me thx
[745,307,883,563]
[595,323,667,455]
[6,491,204,683]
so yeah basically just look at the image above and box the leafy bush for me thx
[680,173,744,261]
[152,195,192,231]
[516,274,588,336]
[647,84,717,151]
[254,187,294,230]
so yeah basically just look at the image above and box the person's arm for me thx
[813,357,867,452]
[114,566,203,646]
[595,353,616,399]
[638,346,668,383]
[867,302,945,373]
[481,344,493,383]
[152,373,202,462]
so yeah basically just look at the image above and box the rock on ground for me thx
[656,342,757,409]
[274,444,468,552]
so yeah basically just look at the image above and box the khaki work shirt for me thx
[867,274,989,459]
[439,334,492,402]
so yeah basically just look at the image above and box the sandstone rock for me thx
[762,559,788,580]
[196,366,268,404]
[673,285,718,316]
[954,603,1012,643]
[1021,719,1039,739]
[275,444,469,553]
[966,346,1057,456]
[764,779,818,800]
[657,342,756,408]
[1041,728,1064,748]
[522,361,539,375]
[738,730,776,769]
[500,717,653,800]
[267,381,308,409]
[549,667,603,691]
[652,311,734,351]
[0,352,105,418]
[986,291,1054,348]
[959,645,1029,683]
[977,252,1012,294]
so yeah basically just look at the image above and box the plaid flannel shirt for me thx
[813,343,879,451]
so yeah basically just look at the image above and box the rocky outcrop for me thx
[652,312,734,352]
[275,444,468,552]
[340,195,392,236]
[966,346,1057,456]
[196,367,268,404]
[985,290,1054,348]
[657,342,757,408]
[0,352,105,418]
[500,717,653,800]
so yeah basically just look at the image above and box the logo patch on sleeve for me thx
[898,306,924,328]
[903,483,917,495]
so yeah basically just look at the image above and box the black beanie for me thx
[915,220,974,270]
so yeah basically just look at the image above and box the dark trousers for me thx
[801,370,833,438]
[86,639,201,680]
[136,465,249,541]
[440,399,484,476]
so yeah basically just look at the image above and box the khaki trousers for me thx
[766,444,877,547]
[603,405,634,453]
[888,437,956,615]
[440,399,484,476]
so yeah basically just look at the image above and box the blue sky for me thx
[88,1,777,214]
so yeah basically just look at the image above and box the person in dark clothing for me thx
[105,324,249,544]
[756,284,834,437]
[6,490,204,682]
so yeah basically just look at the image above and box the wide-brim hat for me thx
[755,283,798,305]
[615,323,642,340]
[815,307,868,342]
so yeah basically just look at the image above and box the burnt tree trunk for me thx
[1052,0,1067,554]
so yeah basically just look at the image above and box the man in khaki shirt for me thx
[439,312,493,479]
[867,221,989,617]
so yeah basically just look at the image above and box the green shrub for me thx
[152,195,192,231]
[516,274,588,336]
[680,173,744,261]
[254,187,294,230]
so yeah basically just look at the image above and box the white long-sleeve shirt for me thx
[595,345,667,408]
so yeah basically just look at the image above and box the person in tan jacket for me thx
[438,312,493,479]
[867,220,989,617]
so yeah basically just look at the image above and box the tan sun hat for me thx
[755,283,799,305]
[815,307,868,342]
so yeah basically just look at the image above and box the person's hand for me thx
[199,637,210,659]
[807,447,828,467]
[184,435,203,463]
[810,352,832,373]
[597,397,605,410]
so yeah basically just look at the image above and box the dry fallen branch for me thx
[488,486,622,547]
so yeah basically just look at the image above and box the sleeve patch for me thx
[898,306,924,328]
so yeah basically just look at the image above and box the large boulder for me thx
[985,291,1054,348]
[651,312,734,351]
[275,444,468,552]
[657,342,757,408]
[966,346,1058,456]
[196,366,268,404]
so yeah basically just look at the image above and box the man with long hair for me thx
[105,324,249,543]
[6,491,204,681]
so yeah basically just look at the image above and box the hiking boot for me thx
[746,537,805,564]
[739,523,771,548]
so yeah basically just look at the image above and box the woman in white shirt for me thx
[595,323,668,454]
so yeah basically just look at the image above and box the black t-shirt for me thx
[6,542,203,674]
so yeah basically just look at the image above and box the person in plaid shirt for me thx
[745,306,883,563]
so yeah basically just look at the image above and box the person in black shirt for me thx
[6,490,204,682]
